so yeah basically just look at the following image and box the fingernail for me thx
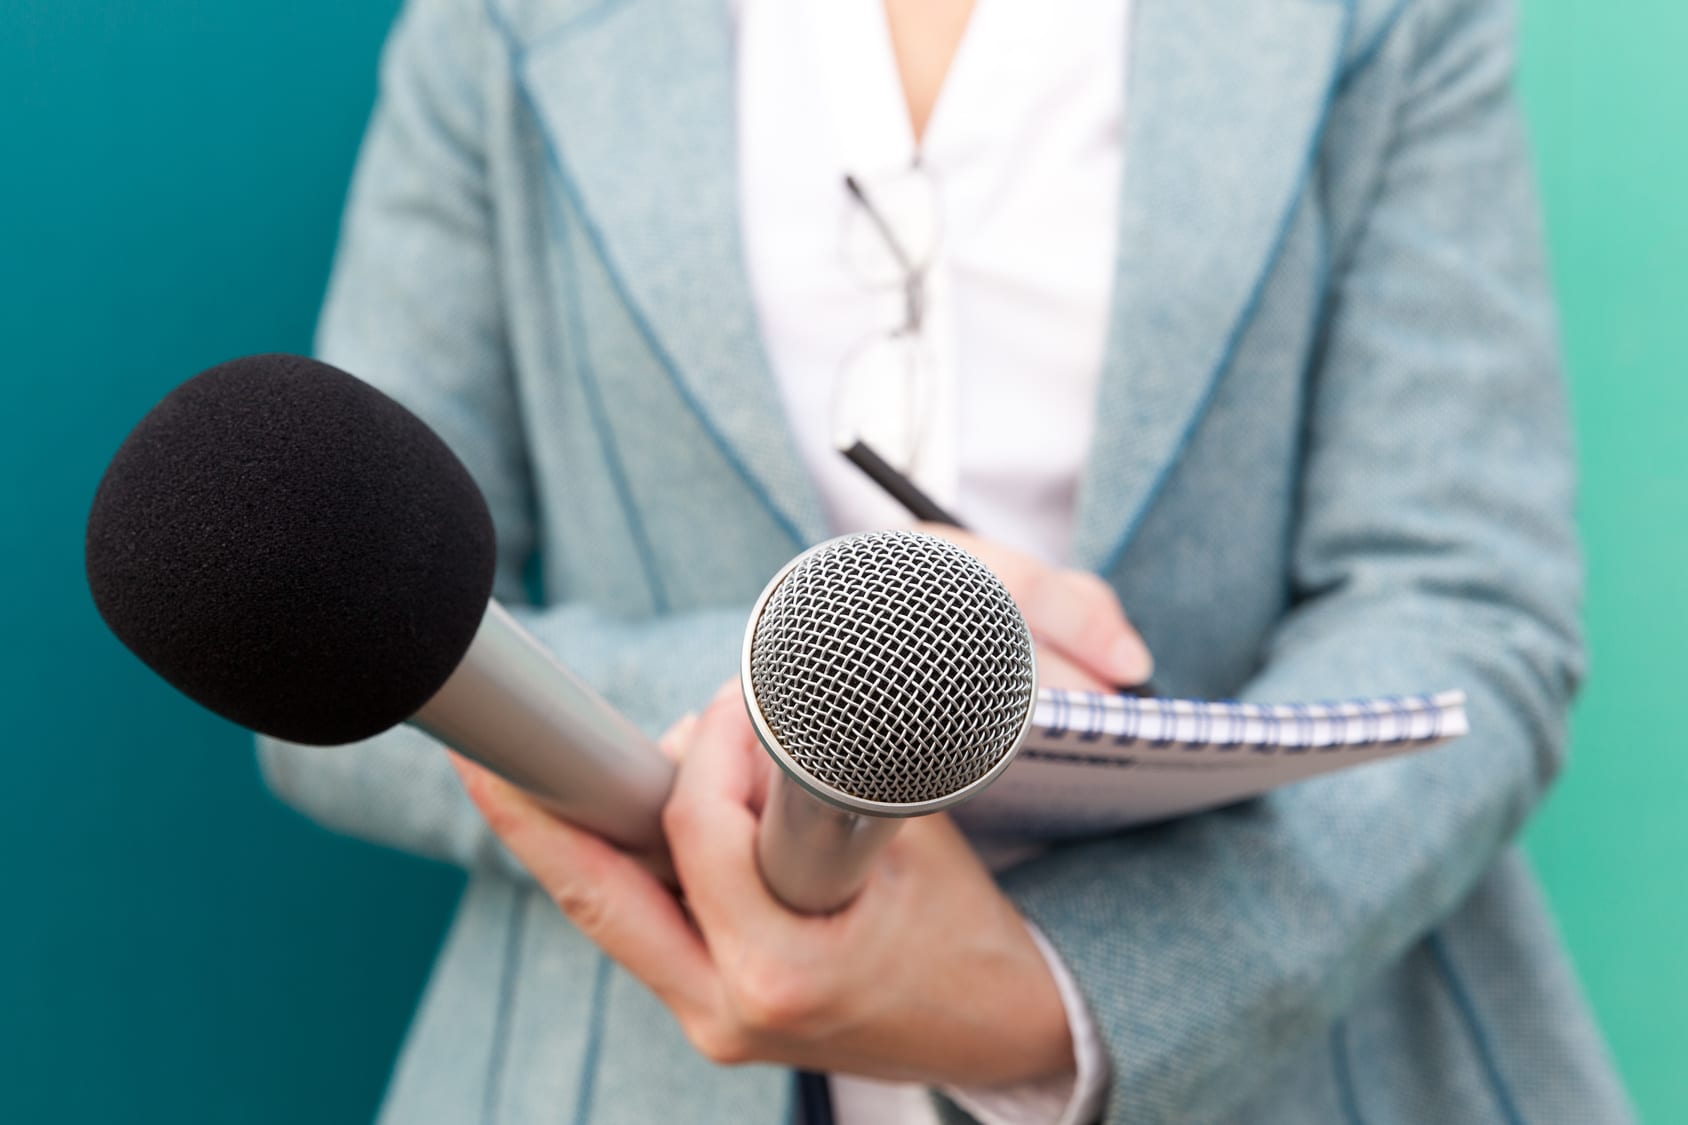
[1110,636,1154,685]
[1027,581,1085,639]
[660,711,700,761]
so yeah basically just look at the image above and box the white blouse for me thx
[735,1,1128,1121]
[737,0,1128,566]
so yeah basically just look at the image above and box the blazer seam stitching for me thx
[1337,0,1416,94]
[1284,190,1335,605]
[1099,0,1360,576]
[548,173,674,614]
[1428,929,1528,1125]
[481,885,532,1125]
[1330,1018,1368,1125]
[488,16,809,553]
[486,0,679,609]
[571,953,616,1125]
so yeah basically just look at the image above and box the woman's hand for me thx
[451,683,1076,1087]
[915,523,1152,692]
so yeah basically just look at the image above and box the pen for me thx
[840,439,964,527]
[839,439,1157,697]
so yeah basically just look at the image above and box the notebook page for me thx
[953,691,1467,840]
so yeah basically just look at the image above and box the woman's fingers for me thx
[661,688,792,946]
[1024,568,1153,686]
[449,752,715,1014]
[658,710,700,762]
[913,521,1152,686]
[1034,644,1116,693]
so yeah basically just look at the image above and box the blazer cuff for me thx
[940,922,1110,1125]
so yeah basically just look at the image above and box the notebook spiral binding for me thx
[1029,690,1468,755]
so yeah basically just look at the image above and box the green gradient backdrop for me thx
[0,2,1680,1120]
[1518,5,1688,1120]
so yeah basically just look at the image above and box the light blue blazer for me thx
[258,0,1634,1120]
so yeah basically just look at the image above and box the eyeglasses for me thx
[832,161,942,475]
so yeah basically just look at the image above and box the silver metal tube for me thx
[414,601,675,857]
[740,533,1039,914]
[756,771,902,914]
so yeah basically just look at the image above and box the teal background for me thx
[0,1,1680,1121]
[1518,4,1688,1121]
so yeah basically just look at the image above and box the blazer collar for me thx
[1069,0,1353,571]
[507,0,1352,570]
[510,0,831,550]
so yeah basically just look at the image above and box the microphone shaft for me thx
[756,772,901,914]
[414,601,675,860]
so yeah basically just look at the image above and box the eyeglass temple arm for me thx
[844,175,921,275]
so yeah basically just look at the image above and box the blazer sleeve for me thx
[254,0,747,872]
[993,0,1585,1120]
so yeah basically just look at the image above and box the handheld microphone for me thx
[742,531,1038,914]
[84,354,674,856]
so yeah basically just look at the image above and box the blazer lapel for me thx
[512,0,830,549]
[505,0,1353,569]
[1070,0,1353,572]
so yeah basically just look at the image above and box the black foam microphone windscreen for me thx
[85,354,497,745]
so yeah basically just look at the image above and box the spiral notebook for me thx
[954,690,1468,840]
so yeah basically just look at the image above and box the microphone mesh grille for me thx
[747,531,1035,806]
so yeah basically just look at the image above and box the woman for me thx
[259,0,1632,1120]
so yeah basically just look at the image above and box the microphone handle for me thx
[413,600,676,868]
[419,599,897,910]
[756,772,901,914]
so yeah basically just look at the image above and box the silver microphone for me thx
[412,600,675,857]
[741,531,1038,914]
